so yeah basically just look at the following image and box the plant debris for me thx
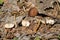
[0,0,60,40]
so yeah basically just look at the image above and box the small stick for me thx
[33,19,40,33]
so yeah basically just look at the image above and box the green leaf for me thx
[0,0,3,4]
[13,37,18,40]
[34,36,40,40]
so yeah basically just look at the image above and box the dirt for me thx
[0,0,60,40]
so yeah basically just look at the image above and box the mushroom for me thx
[45,17,55,25]
[22,20,30,27]
[4,23,14,28]
[28,7,38,17]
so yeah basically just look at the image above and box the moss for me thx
[34,36,41,40]
[0,0,3,4]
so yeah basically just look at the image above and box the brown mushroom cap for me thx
[28,7,38,17]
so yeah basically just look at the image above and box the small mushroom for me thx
[46,19,55,24]
[28,7,38,17]
[58,0,60,2]
[40,17,55,25]
[45,17,55,25]
[4,23,14,28]
[22,20,30,27]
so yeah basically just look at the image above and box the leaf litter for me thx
[0,0,60,40]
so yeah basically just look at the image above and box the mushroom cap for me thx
[22,20,30,27]
[4,23,14,28]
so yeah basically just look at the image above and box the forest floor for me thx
[0,0,60,40]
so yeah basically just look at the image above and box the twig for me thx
[33,19,41,33]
